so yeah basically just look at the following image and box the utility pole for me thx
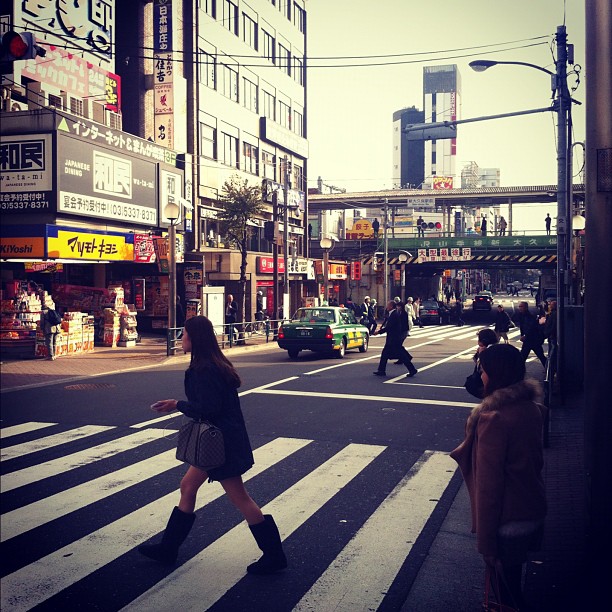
[272,191,279,323]
[383,198,389,305]
[283,155,290,318]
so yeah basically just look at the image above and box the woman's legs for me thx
[178,465,209,514]
[220,476,265,525]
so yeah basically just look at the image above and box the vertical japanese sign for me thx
[153,0,174,149]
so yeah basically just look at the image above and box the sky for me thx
[304,0,586,232]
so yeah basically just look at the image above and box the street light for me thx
[320,236,333,305]
[470,25,573,396]
[164,199,180,355]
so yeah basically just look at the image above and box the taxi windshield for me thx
[292,308,336,323]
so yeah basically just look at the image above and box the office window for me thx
[278,100,290,129]
[262,151,275,180]
[262,90,275,120]
[261,30,275,63]
[293,109,303,137]
[242,76,258,112]
[221,132,238,168]
[293,55,303,85]
[242,13,257,49]
[293,4,305,32]
[221,64,238,102]
[203,0,216,18]
[222,0,238,35]
[199,51,216,89]
[278,44,291,76]
[200,123,217,159]
[293,164,303,190]
[242,142,259,175]
[280,0,290,19]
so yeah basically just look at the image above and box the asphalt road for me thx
[0,294,544,611]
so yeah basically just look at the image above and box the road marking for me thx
[294,451,457,612]
[0,425,115,461]
[130,377,300,428]
[0,422,57,439]
[1,428,169,493]
[122,443,387,612]
[0,437,312,612]
[252,388,475,409]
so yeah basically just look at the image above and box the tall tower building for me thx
[392,106,425,188]
[423,65,461,186]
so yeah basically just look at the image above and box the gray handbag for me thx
[176,420,225,471]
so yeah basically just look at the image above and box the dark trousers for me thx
[378,345,416,374]
[520,341,547,367]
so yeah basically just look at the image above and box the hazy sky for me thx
[305,0,586,231]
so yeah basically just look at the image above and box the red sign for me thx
[257,256,285,274]
[433,176,453,190]
[351,261,362,280]
[134,234,156,263]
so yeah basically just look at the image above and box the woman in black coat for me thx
[139,316,286,574]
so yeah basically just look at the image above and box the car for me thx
[419,299,443,325]
[472,293,494,311]
[277,306,369,359]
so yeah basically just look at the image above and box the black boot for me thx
[138,506,196,564]
[247,515,287,575]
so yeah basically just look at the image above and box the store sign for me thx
[159,168,183,225]
[0,134,54,213]
[346,219,373,240]
[134,234,156,263]
[433,176,454,190]
[329,263,348,280]
[47,227,134,261]
[257,256,285,274]
[286,257,314,278]
[260,117,309,159]
[0,236,45,258]
[417,247,471,263]
[57,134,158,226]
[154,0,175,150]
[24,262,64,273]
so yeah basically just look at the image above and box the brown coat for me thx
[450,379,547,557]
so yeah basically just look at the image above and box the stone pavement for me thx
[0,336,588,611]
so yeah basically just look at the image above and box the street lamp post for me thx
[383,199,389,305]
[164,199,180,356]
[320,236,333,305]
[469,24,573,396]
[398,250,411,303]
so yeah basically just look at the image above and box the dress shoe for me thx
[373,371,386,376]
[405,369,418,378]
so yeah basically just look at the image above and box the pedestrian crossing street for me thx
[1,420,462,612]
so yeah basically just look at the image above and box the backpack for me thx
[47,309,63,326]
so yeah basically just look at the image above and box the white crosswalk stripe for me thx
[0,423,459,612]
[0,422,57,440]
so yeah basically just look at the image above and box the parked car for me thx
[277,307,369,359]
[472,293,494,311]
[419,300,443,325]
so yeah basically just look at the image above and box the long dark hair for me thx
[479,343,525,395]
[183,316,241,388]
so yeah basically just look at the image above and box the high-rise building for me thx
[392,106,425,189]
[423,64,461,187]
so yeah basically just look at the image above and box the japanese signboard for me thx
[417,247,471,263]
[47,226,134,261]
[153,0,175,149]
[433,176,454,190]
[133,234,156,263]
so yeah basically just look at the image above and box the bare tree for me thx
[218,175,264,343]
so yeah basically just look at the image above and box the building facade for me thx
[392,106,425,189]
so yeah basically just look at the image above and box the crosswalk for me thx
[0,420,462,612]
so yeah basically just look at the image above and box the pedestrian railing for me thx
[166,327,183,356]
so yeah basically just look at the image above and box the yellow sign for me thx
[47,229,134,261]
[0,237,45,259]
[346,219,373,240]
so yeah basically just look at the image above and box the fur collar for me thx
[466,378,543,434]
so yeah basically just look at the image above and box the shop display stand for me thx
[119,305,138,347]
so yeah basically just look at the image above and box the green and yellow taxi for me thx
[277,306,369,359]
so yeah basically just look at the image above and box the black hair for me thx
[479,343,525,395]
[183,316,241,388]
[477,328,499,347]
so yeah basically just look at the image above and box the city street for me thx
[1,296,559,612]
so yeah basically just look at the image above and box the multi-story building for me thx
[392,106,425,189]
[1,1,310,338]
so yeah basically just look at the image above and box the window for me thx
[48,93,62,109]
[221,64,238,102]
[293,55,303,85]
[70,97,84,117]
[242,76,258,112]
[280,0,290,19]
[293,109,303,137]
[222,0,238,35]
[199,51,216,89]
[278,100,290,129]
[293,4,305,32]
[278,44,291,76]
[261,30,275,63]
[293,164,303,190]
[200,123,217,159]
[262,151,275,180]
[203,0,216,18]
[242,141,259,175]
[221,132,238,168]
[242,13,257,49]
[262,90,275,120]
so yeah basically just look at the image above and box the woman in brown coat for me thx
[451,343,546,610]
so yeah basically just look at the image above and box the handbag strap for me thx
[484,564,519,612]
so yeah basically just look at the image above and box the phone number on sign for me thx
[1,200,51,210]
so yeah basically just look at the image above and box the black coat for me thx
[494,310,513,333]
[377,309,409,357]
[176,364,254,481]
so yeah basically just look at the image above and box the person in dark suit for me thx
[141,316,286,573]
[225,293,238,341]
[373,300,417,378]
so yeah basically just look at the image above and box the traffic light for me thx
[1,31,46,62]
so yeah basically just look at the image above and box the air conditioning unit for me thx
[9,100,28,112]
